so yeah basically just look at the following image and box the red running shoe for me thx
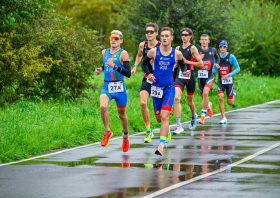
[155,145,164,156]
[101,131,113,147]
[198,116,205,124]
[207,101,213,117]
[122,138,130,152]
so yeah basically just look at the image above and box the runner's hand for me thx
[222,75,228,80]
[131,67,137,76]
[214,63,220,69]
[200,54,205,59]
[106,58,114,68]
[183,71,191,78]
[95,68,102,75]
[148,74,156,82]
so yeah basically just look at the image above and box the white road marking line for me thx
[142,141,280,198]
[0,100,279,167]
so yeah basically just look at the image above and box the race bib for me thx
[146,78,153,84]
[198,70,208,78]
[108,81,124,93]
[151,86,163,98]
[179,70,190,79]
[222,77,233,84]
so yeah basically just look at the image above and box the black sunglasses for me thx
[181,33,190,37]
[146,30,155,34]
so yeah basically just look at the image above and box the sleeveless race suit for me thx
[151,46,176,115]
[213,52,240,99]
[197,47,220,94]
[175,44,196,95]
[101,48,127,108]
[140,41,161,94]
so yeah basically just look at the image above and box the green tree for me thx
[225,0,280,75]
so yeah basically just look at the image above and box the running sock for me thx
[176,117,181,126]
[201,109,207,117]
[207,102,211,109]
[123,131,129,139]
[145,122,151,132]
[191,113,196,120]
[159,136,167,148]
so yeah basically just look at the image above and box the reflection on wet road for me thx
[0,101,280,198]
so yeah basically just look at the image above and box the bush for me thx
[225,0,280,76]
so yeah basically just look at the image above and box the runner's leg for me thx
[100,94,110,131]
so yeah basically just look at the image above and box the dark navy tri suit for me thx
[197,47,220,94]
[140,41,161,94]
[175,44,196,95]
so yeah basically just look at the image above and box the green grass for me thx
[1,68,280,163]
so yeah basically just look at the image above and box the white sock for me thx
[201,109,207,117]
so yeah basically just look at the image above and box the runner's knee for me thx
[140,100,147,107]
[174,95,181,103]
[100,105,107,113]
[219,95,224,103]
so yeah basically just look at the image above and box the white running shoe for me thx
[219,117,228,125]
[173,125,184,135]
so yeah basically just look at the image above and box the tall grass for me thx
[1,69,280,163]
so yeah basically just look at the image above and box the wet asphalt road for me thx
[0,100,280,198]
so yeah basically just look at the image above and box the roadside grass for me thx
[0,68,279,163]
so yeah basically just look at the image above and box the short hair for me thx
[200,34,209,39]
[181,27,194,41]
[111,30,123,39]
[145,22,159,32]
[160,27,174,36]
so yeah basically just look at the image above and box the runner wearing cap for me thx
[213,40,240,124]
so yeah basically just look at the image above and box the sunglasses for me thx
[219,45,227,48]
[181,33,190,37]
[146,30,155,34]
[110,36,120,41]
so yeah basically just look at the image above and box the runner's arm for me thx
[213,48,220,64]
[227,54,240,77]
[114,51,131,78]
[141,56,152,75]
[191,46,204,68]
[212,58,219,74]
[141,48,155,75]
[134,42,144,68]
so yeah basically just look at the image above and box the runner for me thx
[173,28,203,134]
[95,30,131,152]
[142,27,189,156]
[197,34,220,124]
[213,40,240,124]
[131,22,161,143]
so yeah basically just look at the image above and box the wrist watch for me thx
[113,65,118,70]
[133,64,137,67]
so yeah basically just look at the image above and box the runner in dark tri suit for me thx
[213,40,240,124]
[142,27,189,156]
[95,30,131,152]
[173,28,203,134]
[131,22,161,143]
[197,34,220,124]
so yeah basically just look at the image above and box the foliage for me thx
[0,31,59,103]
[56,0,136,51]
[0,0,60,32]
[125,0,230,49]
[225,0,280,75]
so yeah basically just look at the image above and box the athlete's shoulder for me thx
[175,45,181,50]
[139,41,146,48]
[102,48,107,56]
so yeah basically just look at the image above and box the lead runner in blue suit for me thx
[142,27,190,156]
